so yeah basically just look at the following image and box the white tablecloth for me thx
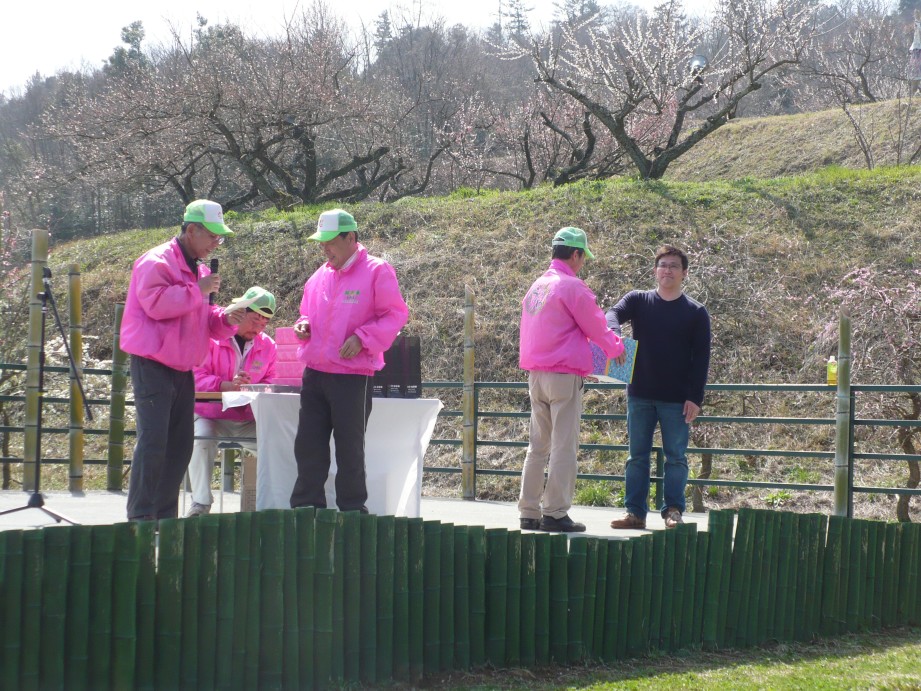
[222,392,442,517]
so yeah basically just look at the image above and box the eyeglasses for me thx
[656,262,682,271]
[198,224,224,245]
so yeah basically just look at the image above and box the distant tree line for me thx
[0,0,918,239]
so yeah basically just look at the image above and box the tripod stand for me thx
[0,267,93,525]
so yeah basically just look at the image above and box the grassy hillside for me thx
[46,166,920,386]
[668,99,921,181]
[5,163,920,519]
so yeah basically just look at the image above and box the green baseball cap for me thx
[229,286,276,318]
[308,209,357,242]
[552,226,594,259]
[183,199,234,236]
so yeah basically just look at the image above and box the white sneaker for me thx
[186,502,211,517]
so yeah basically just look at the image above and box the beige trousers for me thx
[518,371,584,520]
[188,416,257,506]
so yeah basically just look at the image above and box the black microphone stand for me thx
[0,267,93,525]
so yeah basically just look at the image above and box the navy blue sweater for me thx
[605,290,711,407]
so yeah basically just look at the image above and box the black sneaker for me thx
[539,514,586,533]
[520,517,541,530]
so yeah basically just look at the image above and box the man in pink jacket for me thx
[290,209,409,513]
[518,227,625,532]
[120,199,244,521]
[186,286,278,516]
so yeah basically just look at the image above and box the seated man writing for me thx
[187,286,278,516]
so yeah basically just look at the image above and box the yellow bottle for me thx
[827,355,837,386]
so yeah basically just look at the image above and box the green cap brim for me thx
[308,230,343,242]
[201,221,234,236]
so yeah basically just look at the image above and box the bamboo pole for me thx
[834,310,852,516]
[1,531,24,688]
[215,515,237,691]
[505,529,521,667]
[20,531,43,688]
[485,528,508,666]
[41,527,70,688]
[407,517,424,681]
[438,522,455,672]
[88,526,116,688]
[107,303,128,490]
[533,532,551,664]
[341,511,361,684]
[179,519,202,688]
[111,523,138,690]
[360,513,378,685]
[566,537,586,662]
[376,515,395,681]
[258,511,284,689]
[452,525,471,670]
[198,515,220,689]
[601,540,622,662]
[23,229,49,490]
[295,507,317,687]
[591,539,608,660]
[392,517,410,679]
[468,525,487,667]
[519,532,536,667]
[68,264,84,492]
[423,520,442,674]
[65,526,92,690]
[462,285,476,499]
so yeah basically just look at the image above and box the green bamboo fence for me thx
[1,508,921,689]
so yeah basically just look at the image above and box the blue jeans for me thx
[624,396,689,519]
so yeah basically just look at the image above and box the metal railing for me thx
[420,379,921,517]
[2,362,920,516]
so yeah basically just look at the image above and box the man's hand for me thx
[683,401,701,424]
[225,309,245,326]
[220,372,251,392]
[294,321,311,340]
[200,274,220,299]
[339,334,363,359]
[614,353,627,366]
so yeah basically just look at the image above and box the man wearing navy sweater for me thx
[607,245,711,529]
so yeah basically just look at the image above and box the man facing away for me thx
[120,199,245,521]
[518,227,625,533]
[186,286,278,517]
[289,209,409,513]
[607,245,711,530]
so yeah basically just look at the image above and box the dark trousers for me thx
[290,368,373,512]
[126,356,195,520]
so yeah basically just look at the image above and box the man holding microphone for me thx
[121,199,244,521]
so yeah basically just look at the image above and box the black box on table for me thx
[372,335,421,398]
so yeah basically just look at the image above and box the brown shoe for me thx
[664,507,683,529]
[610,512,646,530]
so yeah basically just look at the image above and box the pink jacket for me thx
[120,237,235,371]
[193,332,277,421]
[296,244,409,376]
[519,259,624,376]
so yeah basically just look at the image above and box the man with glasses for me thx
[121,199,245,521]
[607,245,711,530]
[186,286,278,516]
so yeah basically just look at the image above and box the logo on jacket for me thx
[343,290,360,304]
[524,283,551,315]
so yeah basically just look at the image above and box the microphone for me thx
[209,258,218,305]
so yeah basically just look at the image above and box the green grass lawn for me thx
[414,628,921,690]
